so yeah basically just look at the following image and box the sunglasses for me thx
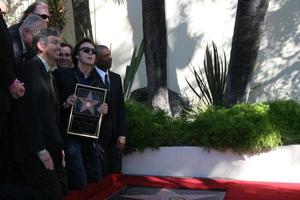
[0,8,6,17]
[33,13,50,20]
[1,11,6,17]
[79,47,96,54]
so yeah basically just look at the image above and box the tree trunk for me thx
[224,0,269,107]
[72,0,93,41]
[142,0,171,114]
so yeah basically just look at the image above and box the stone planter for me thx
[122,145,300,183]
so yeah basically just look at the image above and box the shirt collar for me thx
[38,55,56,72]
[95,66,109,80]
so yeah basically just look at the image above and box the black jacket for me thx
[0,15,16,113]
[12,56,63,162]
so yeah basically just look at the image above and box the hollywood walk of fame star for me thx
[113,187,225,200]
[77,92,99,115]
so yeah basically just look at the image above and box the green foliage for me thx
[123,40,144,100]
[125,101,186,153]
[188,104,281,153]
[47,0,66,31]
[268,100,300,144]
[186,42,228,107]
[125,100,300,155]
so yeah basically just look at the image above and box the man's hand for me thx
[117,136,126,154]
[97,103,108,115]
[37,149,54,170]
[9,79,25,99]
[62,150,66,167]
[63,94,77,108]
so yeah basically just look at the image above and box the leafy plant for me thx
[123,100,300,155]
[268,100,300,144]
[47,0,66,31]
[123,39,144,100]
[186,42,228,107]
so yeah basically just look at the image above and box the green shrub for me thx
[125,100,300,154]
[188,104,281,153]
[125,101,184,153]
[269,100,300,144]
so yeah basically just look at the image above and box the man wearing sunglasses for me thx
[9,2,49,30]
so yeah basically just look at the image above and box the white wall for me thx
[123,146,300,183]
[90,0,237,104]
[8,0,299,104]
[249,0,300,103]
[90,0,300,104]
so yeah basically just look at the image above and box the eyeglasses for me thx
[79,47,96,54]
[33,13,50,20]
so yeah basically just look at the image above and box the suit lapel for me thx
[34,57,58,104]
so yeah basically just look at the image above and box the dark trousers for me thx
[101,140,122,176]
[0,113,12,185]
[0,155,66,200]
[64,137,102,190]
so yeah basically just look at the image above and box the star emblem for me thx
[113,187,225,200]
[77,92,99,115]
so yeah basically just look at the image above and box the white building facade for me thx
[7,0,300,104]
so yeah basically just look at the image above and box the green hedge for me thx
[125,100,300,154]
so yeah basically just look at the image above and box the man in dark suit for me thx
[2,27,65,200]
[95,45,127,175]
[0,2,25,185]
[9,14,46,68]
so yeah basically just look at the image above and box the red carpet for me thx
[63,174,300,200]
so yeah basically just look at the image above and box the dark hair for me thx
[32,27,61,53]
[20,2,48,22]
[95,45,109,66]
[72,38,95,66]
[60,42,73,52]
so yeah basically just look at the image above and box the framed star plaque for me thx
[67,84,107,139]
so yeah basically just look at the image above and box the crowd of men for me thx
[0,1,127,199]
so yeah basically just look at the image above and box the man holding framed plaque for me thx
[54,38,108,190]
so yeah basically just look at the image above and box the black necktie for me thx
[48,71,57,102]
[104,73,110,90]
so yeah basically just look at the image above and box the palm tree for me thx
[224,0,269,107]
[72,0,93,41]
[141,0,170,114]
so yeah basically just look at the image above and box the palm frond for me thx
[186,41,228,107]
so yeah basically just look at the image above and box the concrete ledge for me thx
[122,145,300,183]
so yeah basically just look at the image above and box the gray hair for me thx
[19,14,46,34]
[32,27,61,52]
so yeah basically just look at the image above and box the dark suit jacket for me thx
[100,70,127,146]
[12,56,63,163]
[9,23,35,69]
[0,15,16,113]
